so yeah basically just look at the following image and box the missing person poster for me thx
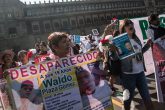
[152,43,165,102]
[7,51,113,110]
[0,79,12,110]
[112,33,135,60]
[92,29,99,36]
[77,63,113,110]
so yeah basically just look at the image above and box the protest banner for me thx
[34,54,50,64]
[112,33,135,60]
[0,66,13,110]
[152,41,165,102]
[7,51,113,110]
[0,79,12,110]
[79,63,113,110]
[74,35,81,44]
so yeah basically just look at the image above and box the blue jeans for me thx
[121,71,152,110]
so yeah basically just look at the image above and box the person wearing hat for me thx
[0,50,18,79]
[38,41,48,55]
[147,14,165,48]
[17,50,32,66]
[48,32,74,60]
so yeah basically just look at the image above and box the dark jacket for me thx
[121,37,148,73]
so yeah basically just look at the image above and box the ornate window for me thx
[44,21,52,32]
[86,18,91,24]
[54,22,60,29]
[32,22,40,33]
[71,20,76,26]
[79,19,84,25]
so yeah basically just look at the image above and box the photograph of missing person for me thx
[124,41,134,53]
[75,64,113,109]
[92,29,99,36]
[11,78,43,110]
[112,33,135,60]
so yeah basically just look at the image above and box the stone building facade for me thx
[0,0,165,51]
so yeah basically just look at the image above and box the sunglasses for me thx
[129,27,134,31]
[23,87,33,91]
[21,84,33,91]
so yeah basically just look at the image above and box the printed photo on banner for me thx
[9,77,43,110]
[76,63,113,110]
[92,29,99,36]
[112,33,135,60]
[6,51,113,110]
[152,43,165,102]
[74,35,81,44]
[0,79,12,110]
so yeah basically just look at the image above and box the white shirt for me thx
[146,25,158,42]
[124,39,144,74]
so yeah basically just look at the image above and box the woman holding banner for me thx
[48,32,74,60]
[120,19,154,110]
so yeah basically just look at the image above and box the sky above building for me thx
[19,0,77,4]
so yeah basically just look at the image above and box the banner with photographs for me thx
[0,79,12,110]
[112,33,135,60]
[7,51,113,110]
[80,61,113,110]
[152,42,165,103]
[69,35,81,44]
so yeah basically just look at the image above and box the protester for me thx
[38,41,48,55]
[100,21,122,92]
[48,32,73,59]
[74,44,80,55]
[69,39,80,55]
[0,50,18,78]
[34,42,40,54]
[0,49,18,109]
[34,41,50,63]
[120,19,154,110]
[146,13,165,49]
[17,50,31,66]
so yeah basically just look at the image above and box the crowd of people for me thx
[0,13,165,110]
